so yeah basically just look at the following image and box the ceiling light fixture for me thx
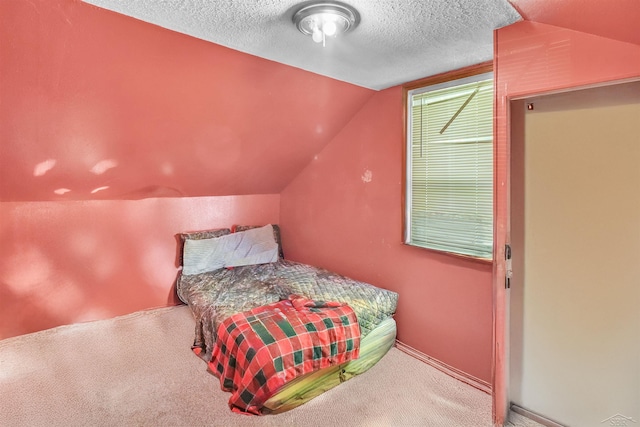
[293,1,360,47]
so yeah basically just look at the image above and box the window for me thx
[404,68,493,260]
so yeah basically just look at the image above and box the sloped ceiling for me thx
[511,0,640,46]
[0,0,373,202]
[81,0,522,90]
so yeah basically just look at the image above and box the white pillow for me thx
[182,224,278,275]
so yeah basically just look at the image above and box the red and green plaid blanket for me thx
[206,295,361,415]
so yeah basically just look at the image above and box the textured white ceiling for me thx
[82,0,522,90]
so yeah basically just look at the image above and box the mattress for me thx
[263,316,396,414]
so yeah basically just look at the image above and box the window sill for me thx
[403,242,494,265]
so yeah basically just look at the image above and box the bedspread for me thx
[178,259,398,362]
[207,295,361,415]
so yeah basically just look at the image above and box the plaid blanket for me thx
[206,295,361,415]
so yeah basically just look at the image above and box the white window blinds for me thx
[406,74,493,260]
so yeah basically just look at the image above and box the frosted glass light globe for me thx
[312,28,323,43]
[322,21,337,36]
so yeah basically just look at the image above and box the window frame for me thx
[402,62,494,262]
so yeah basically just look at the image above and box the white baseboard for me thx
[394,340,492,394]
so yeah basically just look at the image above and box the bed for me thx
[176,224,398,415]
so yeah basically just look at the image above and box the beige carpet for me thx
[0,306,540,427]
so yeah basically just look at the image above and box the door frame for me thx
[491,76,640,426]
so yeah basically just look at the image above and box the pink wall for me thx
[492,21,640,424]
[0,195,280,340]
[280,87,494,383]
[0,0,372,338]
